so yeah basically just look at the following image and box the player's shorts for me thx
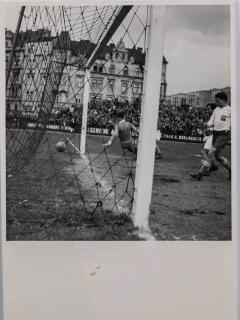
[212,130,230,151]
[203,135,213,151]
[120,138,138,154]
[156,130,162,142]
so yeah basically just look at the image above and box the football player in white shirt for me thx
[191,91,231,181]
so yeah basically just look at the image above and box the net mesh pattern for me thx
[6,6,152,239]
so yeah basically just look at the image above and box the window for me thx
[26,90,33,100]
[123,66,128,76]
[121,81,128,94]
[13,71,19,82]
[14,55,20,66]
[92,79,97,89]
[122,53,125,60]
[12,87,19,98]
[133,84,138,94]
[115,52,119,59]
[97,80,102,90]
[91,94,102,102]
[107,80,115,92]
[99,64,103,73]
[109,65,115,74]
[133,83,142,94]
[92,79,102,90]
[75,76,83,88]
[61,91,67,103]
[93,64,98,72]
[120,96,128,102]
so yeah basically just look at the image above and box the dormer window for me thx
[122,53,125,60]
[99,64,103,73]
[93,63,98,72]
[123,66,128,76]
[109,65,115,74]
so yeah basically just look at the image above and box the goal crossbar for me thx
[85,5,133,70]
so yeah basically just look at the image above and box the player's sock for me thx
[190,172,202,180]
[191,161,209,180]
[219,157,231,179]
[209,162,218,171]
[221,157,231,170]
[198,161,209,176]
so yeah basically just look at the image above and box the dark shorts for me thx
[120,138,138,154]
[212,130,230,151]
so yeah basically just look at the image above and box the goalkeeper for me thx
[103,109,138,154]
[103,109,162,158]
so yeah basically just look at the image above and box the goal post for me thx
[132,5,166,238]
[80,69,90,155]
[80,6,133,155]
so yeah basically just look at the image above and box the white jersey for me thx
[207,105,231,131]
[203,134,213,151]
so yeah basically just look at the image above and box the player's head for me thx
[214,92,228,107]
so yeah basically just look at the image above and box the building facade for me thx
[5,29,168,116]
[5,29,14,68]
[166,86,231,108]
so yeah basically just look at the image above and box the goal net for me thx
[6,6,164,240]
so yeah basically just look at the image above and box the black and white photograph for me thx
[5,4,232,241]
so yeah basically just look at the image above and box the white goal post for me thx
[79,5,166,238]
[132,6,166,238]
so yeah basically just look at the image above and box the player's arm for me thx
[205,110,215,128]
[130,123,139,135]
[103,124,118,147]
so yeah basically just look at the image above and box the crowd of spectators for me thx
[85,99,214,137]
[87,98,141,131]
[7,98,215,138]
[158,103,213,137]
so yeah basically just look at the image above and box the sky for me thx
[3,5,231,95]
[163,5,231,94]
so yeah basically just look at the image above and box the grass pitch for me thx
[6,131,231,240]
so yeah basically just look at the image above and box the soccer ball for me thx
[56,141,66,152]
